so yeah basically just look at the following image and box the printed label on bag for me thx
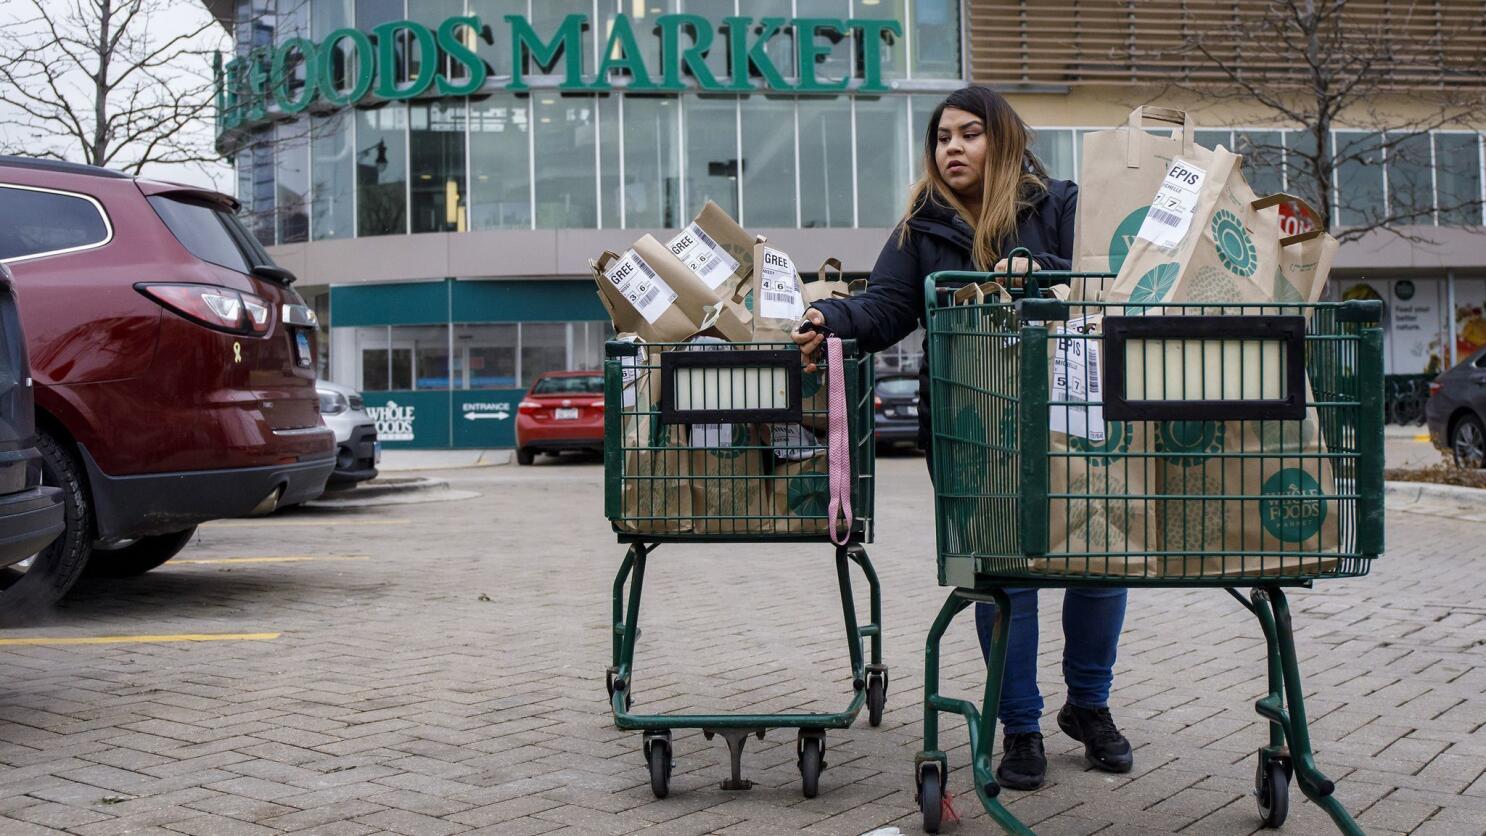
[1051,315,1104,441]
[605,250,677,325]
[758,246,804,321]
[1137,159,1207,249]
[667,223,739,290]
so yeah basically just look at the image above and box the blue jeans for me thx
[974,588,1128,735]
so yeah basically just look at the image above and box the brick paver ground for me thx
[0,456,1483,835]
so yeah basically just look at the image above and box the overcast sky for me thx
[0,0,234,190]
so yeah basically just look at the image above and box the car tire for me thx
[86,527,198,577]
[0,429,94,618]
[517,447,535,466]
[1451,413,1486,468]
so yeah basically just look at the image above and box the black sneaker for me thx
[1057,703,1134,773]
[996,732,1046,790]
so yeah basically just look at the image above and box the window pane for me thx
[530,0,594,77]
[356,0,406,84]
[684,97,739,219]
[148,196,250,273]
[571,321,613,371]
[470,95,531,229]
[276,0,312,99]
[411,100,467,233]
[390,324,449,390]
[799,97,852,227]
[313,0,354,90]
[534,95,597,228]
[357,326,389,391]
[1031,128,1074,181]
[682,0,734,83]
[311,109,355,240]
[1234,130,1285,197]
[520,323,568,386]
[246,136,275,246]
[0,187,109,261]
[1333,131,1385,228]
[622,1,678,82]
[856,97,910,227]
[1285,129,1324,219]
[623,96,681,228]
[910,95,939,179]
[275,122,309,244]
[599,94,620,227]
[740,96,796,228]
[1386,132,1433,225]
[470,0,525,81]
[744,0,794,78]
[911,0,959,79]
[859,0,907,81]
[1437,133,1483,226]
[455,323,517,389]
[1194,129,1231,151]
[796,0,851,86]
[410,0,464,85]
[357,103,408,236]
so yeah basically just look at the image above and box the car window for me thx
[533,375,603,394]
[148,195,253,273]
[876,378,919,397]
[0,185,111,262]
[1474,351,1486,369]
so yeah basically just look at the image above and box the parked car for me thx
[317,381,379,489]
[0,155,334,605]
[874,373,921,451]
[1426,346,1486,466]
[515,371,605,465]
[0,261,65,611]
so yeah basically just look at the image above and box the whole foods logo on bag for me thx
[1156,421,1224,467]
[1212,210,1258,278]
[1128,263,1179,310]
[367,400,415,442]
[1259,468,1328,542]
[788,469,829,517]
[1069,421,1133,467]
[1109,207,1149,273]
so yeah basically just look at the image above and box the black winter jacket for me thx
[811,178,1078,450]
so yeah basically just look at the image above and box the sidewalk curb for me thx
[1385,479,1486,506]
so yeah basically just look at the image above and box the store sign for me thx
[367,399,418,442]
[217,13,903,135]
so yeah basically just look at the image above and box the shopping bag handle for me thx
[1125,105,1196,166]
[1253,193,1326,246]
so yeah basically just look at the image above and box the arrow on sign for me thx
[464,411,509,421]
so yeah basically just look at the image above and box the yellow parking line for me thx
[170,556,370,566]
[203,518,408,528]
[0,633,280,647]
[1413,433,1431,442]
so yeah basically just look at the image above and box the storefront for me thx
[206,0,966,447]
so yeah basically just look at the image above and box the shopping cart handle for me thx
[796,319,834,338]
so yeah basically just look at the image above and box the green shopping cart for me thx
[602,337,882,799]
[915,258,1384,835]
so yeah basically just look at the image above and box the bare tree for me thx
[1150,0,1486,244]
[0,0,227,179]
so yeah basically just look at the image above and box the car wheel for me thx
[0,429,94,618]
[86,527,198,577]
[1452,413,1486,468]
[517,447,535,466]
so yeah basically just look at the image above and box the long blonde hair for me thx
[899,86,1049,270]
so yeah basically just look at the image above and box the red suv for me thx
[0,156,334,609]
[515,371,605,465]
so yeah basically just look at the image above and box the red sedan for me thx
[515,371,605,465]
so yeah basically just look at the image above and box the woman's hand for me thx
[993,256,1041,286]
[792,308,827,373]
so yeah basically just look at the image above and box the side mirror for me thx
[251,264,297,285]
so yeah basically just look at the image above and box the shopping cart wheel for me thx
[797,732,825,798]
[918,765,943,833]
[1255,756,1290,828]
[645,733,672,799]
[866,672,887,728]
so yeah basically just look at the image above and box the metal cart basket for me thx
[914,263,1383,835]
[602,338,882,799]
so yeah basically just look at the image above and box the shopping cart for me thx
[914,256,1383,835]
[602,337,881,799]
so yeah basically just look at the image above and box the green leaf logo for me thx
[744,290,754,312]
[1155,421,1225,467]
[787,468,829,517]
[1109,206,1149,273]
[1273,268,1304,304]
[1069,421,1133,467]
[1259,468,1327,542]
[1129,263,1180,309]
[1212,209,1258,278]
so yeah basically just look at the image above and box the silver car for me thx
[317,381,379,489]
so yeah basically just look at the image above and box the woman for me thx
[793,86,1133,790]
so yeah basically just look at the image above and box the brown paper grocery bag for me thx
[1073,106,1215,301]
[615,357,693,534]
[666,201,756,343]
[771,454,829,536]
[592,241,720,344]
[687,425,771,534]
[1105,147,1277,310]
[1255,194,1340,305]
[750,240,806,343]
